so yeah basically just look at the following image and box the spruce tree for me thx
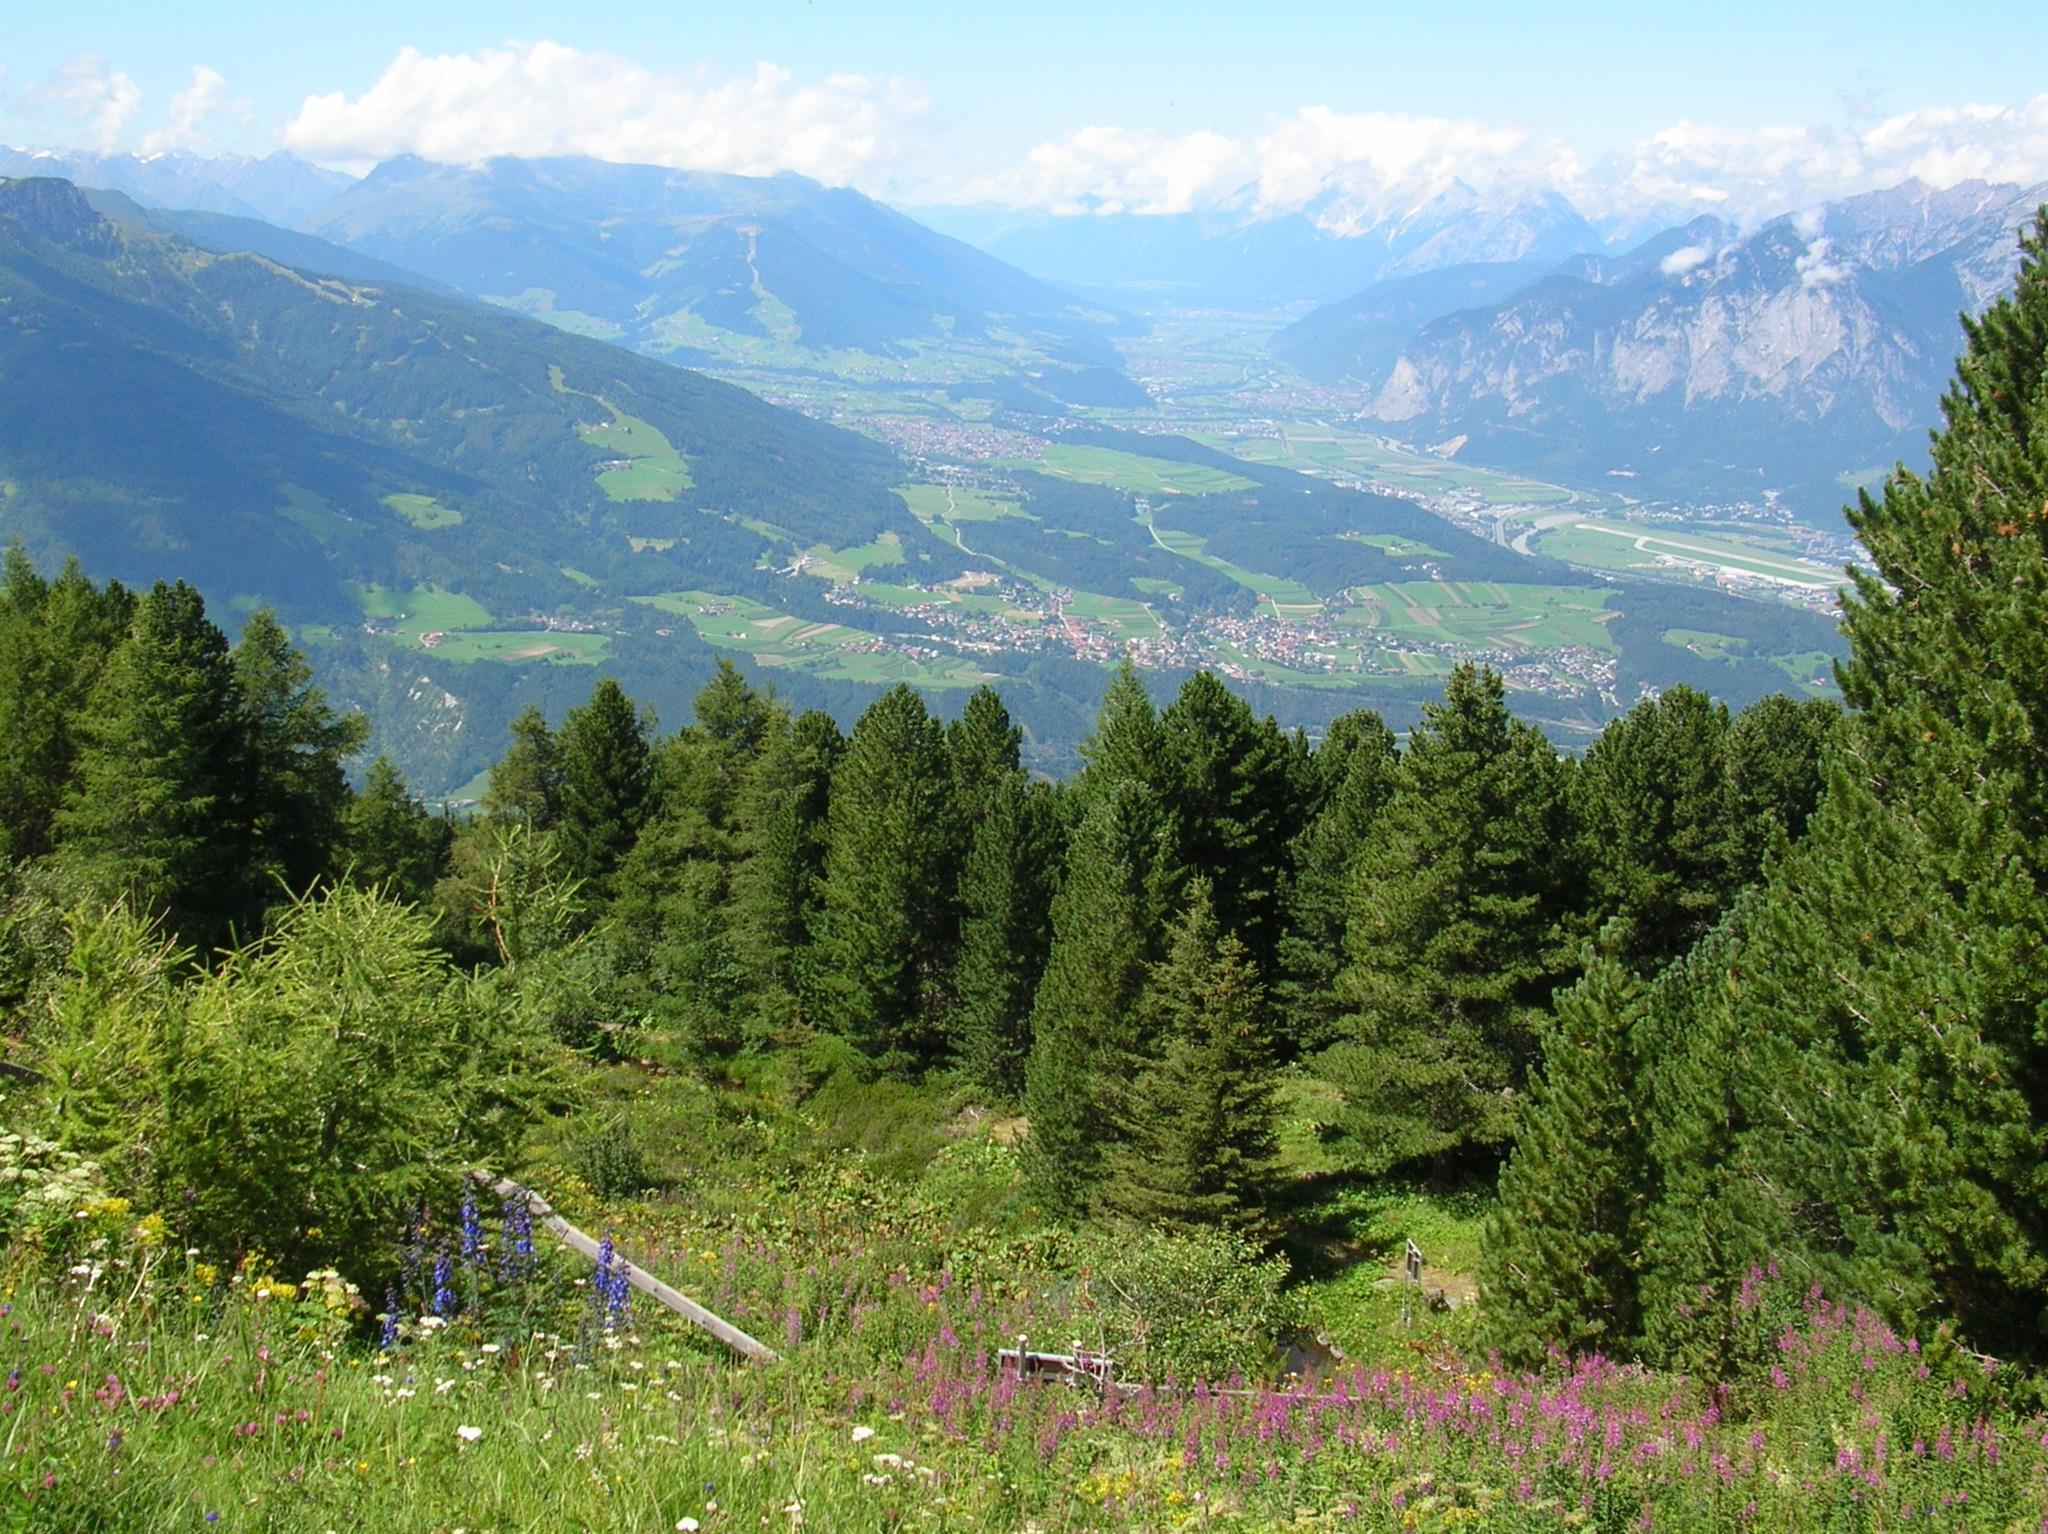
[1321,663,1584,1175]
[1481,957,1646,1367]
[232,609,368,898]
[556,679,657,898]
[810,685,958,1068]
[55,581,250,948]
[485,704,564,828]
[1022,779,1175,1215]
[1102,882,1281,1236]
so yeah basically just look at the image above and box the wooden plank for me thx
[472,1171,779,1364]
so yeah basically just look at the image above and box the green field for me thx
[381,492,462,529]
[580,406,694,502]
[895,484,1029,523]
[1142,517,1322,612]
[1350,532,1446,557]
[802,530,907,583]
[559,565,600,588]
[1006,443,1256,496]
[634,590,993,687]
[350,582,494,633]
[1062,589,1164,641]
[1334,581,1619,652]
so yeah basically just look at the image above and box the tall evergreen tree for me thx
[1022,779,1176,1215]
[1075,660,1167,808]
[1102,882,1281,1236]
[1575,686,1741,971]
[729,709,843,1014]
[556,679,657,898]
[1321,664,1584,1175]
[946,687,1057,1094]
[346,756,452,906]
[1727,693,1840,880]
[1272,710,1398,1055]
[485,704,564,828]
[952,782,1061,1097]
[0,550,132,862]
[1482,957,1646,1367]
[55,581,250,948]
[1156,672,1301,978]
[232,610,368,898]
[810,685,958,1068]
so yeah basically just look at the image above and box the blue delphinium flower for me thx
[500,1195,534,1285]
[460,1195,482,1268]
[380,1288,400,1349]
[432,1250,455,1318]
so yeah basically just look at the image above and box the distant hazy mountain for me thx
[302,155,1139,403]
[0,147,353,226]
[920,181,1602,307]
[1279,180,2044,516]
[75,187,457,293]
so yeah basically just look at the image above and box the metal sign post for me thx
[1402,1239,1424,1328]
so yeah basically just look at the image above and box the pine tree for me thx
[346,756,451,905]
[946,687,1056,1095]
[232,609,368,898]
[810,685,958,1068]
[1102,882,1281,1236]
[55,581,250,948]
[1272,710,1398,1055]
[1022,779,1175,1215]
[556,679,657,898]
[0,550,132,862]
[1575,686,1741,971]
[1321,664,1584,1175]
[729,709,843,1013]
[1481,957,1646,1367]
[1156,672,1301,978]
[485,704,564,828]
[1075,660,1166,807]
[952,782,1061,1097]
[948,685,1025,822]
[1727,694,1840,879]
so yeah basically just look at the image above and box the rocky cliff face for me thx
[1338,180,2045,514]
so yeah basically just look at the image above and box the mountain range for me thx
[920,183,1602,309]
[1274,178,2047,514]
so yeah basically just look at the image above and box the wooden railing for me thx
[471,1170,779,1363]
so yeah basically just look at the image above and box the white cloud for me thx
[281,42,925,186]
[20,54,141,153]
[1659,244,1711,275]
[960,92,2048,227]
[140,66,252,155]
[1795,236,1852,289]
[968,107,1552,220]
[1590,94,2048,223]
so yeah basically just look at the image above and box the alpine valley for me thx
[0,146,2036,791]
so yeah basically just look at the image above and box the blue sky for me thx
[4,1,2044,216]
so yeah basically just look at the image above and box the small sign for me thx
[1405,1239,1424,1285]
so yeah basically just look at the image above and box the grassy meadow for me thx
[6,1051,2041,1533]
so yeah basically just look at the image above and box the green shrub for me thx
[571,1115,653,1199]
[25,886,570,1291]
[1076,1224,1304,1382]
